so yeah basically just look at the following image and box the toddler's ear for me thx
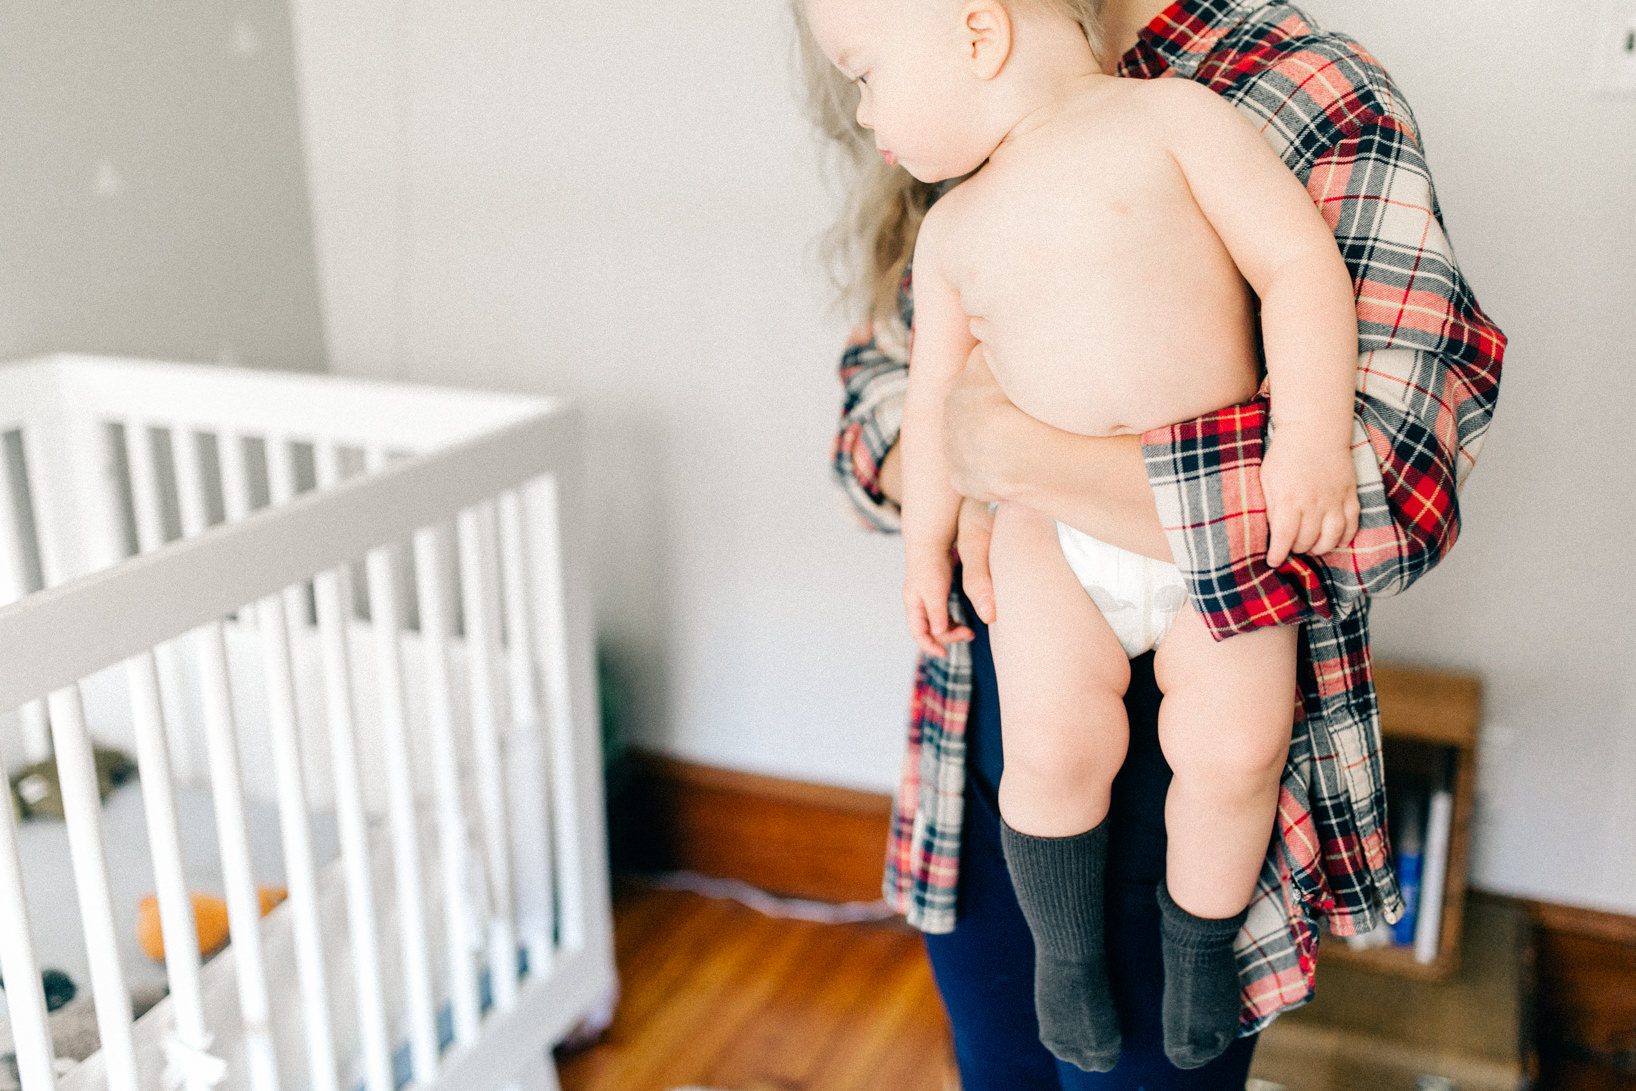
[960,0,1013,80]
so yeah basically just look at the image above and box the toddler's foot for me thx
[1032,951,1122,1073]
[999,814,1122,1073]
[1155,877,1247,1069]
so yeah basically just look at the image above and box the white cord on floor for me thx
[632,869,900,925]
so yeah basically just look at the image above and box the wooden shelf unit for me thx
[1321,662,1482,981]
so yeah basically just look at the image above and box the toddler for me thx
[804,0,1361,1074]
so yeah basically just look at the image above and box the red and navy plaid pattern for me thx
[830,0,1508,1034]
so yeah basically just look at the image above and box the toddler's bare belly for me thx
[950,138,1265,437]
[967,260,1263,437]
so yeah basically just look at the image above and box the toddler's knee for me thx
[1004,738,1125,797]
[1164,726,1290,788]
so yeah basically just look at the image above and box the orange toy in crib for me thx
[137,886,289,961]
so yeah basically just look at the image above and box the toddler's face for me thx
[802,0,997,182]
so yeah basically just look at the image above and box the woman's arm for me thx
[940,346,1173,561]
[831,319,910,533]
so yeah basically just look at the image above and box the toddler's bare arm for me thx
[1156,79,1361,564]
[902,201,979,654]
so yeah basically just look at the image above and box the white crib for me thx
[0,354,617,1089]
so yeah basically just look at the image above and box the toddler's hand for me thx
[904,552,973,658]
[1260,434,1360,567]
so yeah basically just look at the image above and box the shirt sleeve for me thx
[1139,111,1509,640]
[831,313,911,534]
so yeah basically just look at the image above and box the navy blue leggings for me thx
[921,582,1261,1089]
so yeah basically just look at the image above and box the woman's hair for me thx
[791,0,1108,329]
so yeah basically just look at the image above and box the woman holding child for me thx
[798,0,1507,1085]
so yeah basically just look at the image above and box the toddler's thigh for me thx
[987,504,1130,719]
[1152,603,1298,774]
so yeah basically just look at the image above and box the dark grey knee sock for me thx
[998,813,1122,1073]
[1155,876,1248,1070]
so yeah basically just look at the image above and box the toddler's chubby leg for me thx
[1151,602,1297,1069]
[987,500,1133,1073]
[987,502,1131,836]
[1151,603,1297,918]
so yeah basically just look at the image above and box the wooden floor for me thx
[553,874,957,1091]
[552,874,1636,1090]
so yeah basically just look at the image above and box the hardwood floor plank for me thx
[610,878,686,961]
[665,917,839,1085]
[609,898,813,1089]
[800,931,947,1090]
[710,922,913,1088]
[606,894,749,1035]
[557,876,952,1091]
[721,923,911,1087]
[863,965,957,1091]
[701,915,892,1088]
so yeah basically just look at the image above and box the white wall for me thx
[288,1,1636,913]
[288,0,913,795]
[0,1,325,369]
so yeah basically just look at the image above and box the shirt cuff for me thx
[1139,398,1332,640]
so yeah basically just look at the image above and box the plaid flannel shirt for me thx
[830,0,1508,1034]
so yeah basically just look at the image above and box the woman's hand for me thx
[954,497,997,625]
[940,341,1174,564]
[941,344,1034,502]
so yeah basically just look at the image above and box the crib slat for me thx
[312,440,396,1091]
[0,731,59,1089]
[45,683,140,1091]
[122,420,168,550]
[411,525,484,1046]
[16,411,67,591]
[125,648,217,1091]
[496,490,555,975]
[264,434,313,631]
[363,539,441,1081]
[169,425,216,786]
[520,457,616,995]
[121,421,197,783]
[0,433,32,603]
[0,439,51,763]
[217,431,252,522]
[169,425,212,537]
[216,432,259,628]
[456,502,519,1011]
[255,591,340,1091]
[363,444,416,633]
[519,477,590,954]
[190,619,281,1091]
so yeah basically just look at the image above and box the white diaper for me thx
[1054,522,1189,658]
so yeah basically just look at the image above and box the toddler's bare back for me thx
[935,78,1264,437]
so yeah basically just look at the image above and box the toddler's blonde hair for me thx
[790,0,1108,328]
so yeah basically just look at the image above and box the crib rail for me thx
[0,357,614,1090]
[0,410,572,709]
[41,353,550,448]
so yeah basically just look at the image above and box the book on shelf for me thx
[1413,750,1457,963]
[1339,748,1456,959]
[1389,773,1426,947]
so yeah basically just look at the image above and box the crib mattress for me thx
[28,758,521,1091]
[10,776,341,999]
